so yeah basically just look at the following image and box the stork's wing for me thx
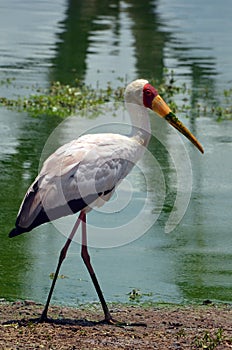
[9,134,142,237]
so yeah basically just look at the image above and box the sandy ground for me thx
[0,300,231,349]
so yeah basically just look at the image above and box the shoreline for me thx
[0,300,231,349]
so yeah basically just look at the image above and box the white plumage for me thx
[14,132,145,232]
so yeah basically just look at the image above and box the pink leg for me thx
[81,213,112,323]
[39,211,84,322]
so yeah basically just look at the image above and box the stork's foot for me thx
[99,317,124,326]
[100,316,147,327]
[38,311,49,323]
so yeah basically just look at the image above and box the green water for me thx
[0,0,231,307]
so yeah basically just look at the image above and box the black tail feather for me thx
[9,226,26,238]
[8,191,109,238]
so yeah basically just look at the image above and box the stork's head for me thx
[125,79,204,154]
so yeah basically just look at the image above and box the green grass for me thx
[193,327,224,349]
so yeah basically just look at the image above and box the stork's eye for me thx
[145,89,152,96]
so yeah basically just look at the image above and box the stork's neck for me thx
[125,102,151,147]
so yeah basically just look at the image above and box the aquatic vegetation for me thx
[0,71,231,120]
[127,288,153,302]
[0,79,124,118]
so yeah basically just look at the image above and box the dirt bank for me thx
[0,300,231,349]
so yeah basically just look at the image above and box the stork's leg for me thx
[81,213,113,323]
[39,211,84,322]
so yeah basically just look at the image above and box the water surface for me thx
[0,0,231,307]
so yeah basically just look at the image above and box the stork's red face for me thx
[143,83,204,154]
[143,83,158,109]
